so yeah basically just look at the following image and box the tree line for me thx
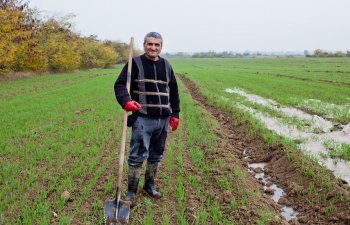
[311,49,350,57]
[190,50,350,58]
[0,0,139,76]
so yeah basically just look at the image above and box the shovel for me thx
[104,37,134,224]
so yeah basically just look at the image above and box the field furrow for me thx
[178,69,350,224]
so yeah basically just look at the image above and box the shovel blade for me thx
[104,199,131,225]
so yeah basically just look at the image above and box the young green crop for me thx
[171,57,350,124]
[3,57,348,223]
[0,67,123,224]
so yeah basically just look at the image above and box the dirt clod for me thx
[277,197,291,206]
[288,219,300,225]
[253,167,264,173]
[265,187,275,195]
[288,182,304,195]
[223,190,233,203]
[61,190,70,200]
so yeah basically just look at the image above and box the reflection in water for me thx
[248,163,298,221]
[225,88,350,184]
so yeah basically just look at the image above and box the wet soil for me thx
[178,74,350,225]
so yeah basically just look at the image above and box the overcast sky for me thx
[29,0,350,53]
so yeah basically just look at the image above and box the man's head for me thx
[143,32,163,61]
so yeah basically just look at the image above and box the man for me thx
[114,32,180,203]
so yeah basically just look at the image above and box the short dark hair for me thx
[143,32,163,45]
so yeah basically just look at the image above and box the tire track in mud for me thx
[178,73,350,225]
[179,75,283,224]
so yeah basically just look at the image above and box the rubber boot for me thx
[143,162,162,198]
[125,166,141,204]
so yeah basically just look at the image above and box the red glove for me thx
[124,100,141,112]
[170,116,179,131]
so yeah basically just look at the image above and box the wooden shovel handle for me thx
[116,37,134,200]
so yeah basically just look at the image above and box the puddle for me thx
[225,88,350,184]
[225,88,333,133]
[300,140,350,183]
[225,88,279,107]
[238,104,312,140]
[247,162,298,221]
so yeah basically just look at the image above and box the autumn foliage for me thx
[0,0,134,76]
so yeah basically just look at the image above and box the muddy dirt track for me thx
[174,74,350,224]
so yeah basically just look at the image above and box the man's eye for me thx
[147,43,160,47]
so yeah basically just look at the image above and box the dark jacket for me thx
[114,54,180,118]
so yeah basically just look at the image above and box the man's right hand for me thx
[124,100,141,112]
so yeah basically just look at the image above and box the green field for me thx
[0,66,267,224]
[0,68,123,223]
[171,57,350,124]
[1,57,350,224]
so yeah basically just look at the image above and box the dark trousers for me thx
[128,116,169,167]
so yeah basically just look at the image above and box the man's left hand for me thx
[170,116,179,131]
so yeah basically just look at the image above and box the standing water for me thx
[225,88,350,184]
[248,162,299,221]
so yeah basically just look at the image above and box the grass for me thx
[256,210,279,225]
[171,57,350,124]
[172,57,350,223]
[2,57,349,224]
[172,57,350,179]
[324,140,350,160]
[0,67,122,224]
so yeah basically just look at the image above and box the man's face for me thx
[143,37,162,60]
